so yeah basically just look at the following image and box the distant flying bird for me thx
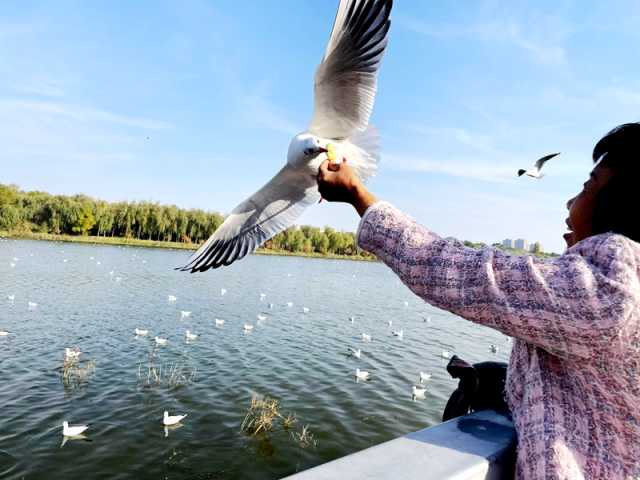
[518,152,560,179]
[179,0,393,272]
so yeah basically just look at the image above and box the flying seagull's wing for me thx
[309,0,393,139]
[534,152,560,170]
[178,167,319,272]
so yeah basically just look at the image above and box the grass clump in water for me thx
[61,359,96,390]
[241,394,317,449]
[137,350,197,389]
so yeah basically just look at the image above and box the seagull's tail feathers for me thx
[349,125,380,183]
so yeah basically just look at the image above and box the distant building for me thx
[502,239,514,249]
[530,242,542,253]
[514,239,528,251]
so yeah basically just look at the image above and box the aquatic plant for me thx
[61,359,96,389]
[240,394,316,449]
[137,360,197,389]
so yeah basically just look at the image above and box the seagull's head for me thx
[287,133,327,168]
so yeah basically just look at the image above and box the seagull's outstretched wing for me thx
[309,0,393,139]
[178,166,319,272]
[534,152,560,170]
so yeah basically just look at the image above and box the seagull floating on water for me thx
[412,385,427,399]
[355,368,370,381]
[220,288,227,296]
[163,411,187,426]
[349,316,355,323]
[7,295,15,302]
[215,318,225,327]
[178,0,393,272]
[361,333,372,342]
[0,330,10,336]
[257,314,267,321]
[518,152,560,179]
[260,293,266,301]
[155,336,168,346]
[441,350,451,359]
[392,329,403,339]
[62,421,88,437]
[387,320,392,326]
[302,307,310,314]
[268,303,274,309]
[65,347,81,361]
[490,344,498,354]
[286,302,294,308]
[348,347,361,359]
[180,311,191,319]
[135,328,149,336]
[185,330,199,341]
[168,295,177,303]
[419,372,432,383]
[28,301,37,310]
[243,324,254,332]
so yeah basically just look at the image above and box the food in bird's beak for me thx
[325,143,338,163]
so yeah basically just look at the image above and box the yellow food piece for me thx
[326,143,337,162]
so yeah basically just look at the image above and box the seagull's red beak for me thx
[317,147,328,153]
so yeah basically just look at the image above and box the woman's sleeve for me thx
[357,201,638,359]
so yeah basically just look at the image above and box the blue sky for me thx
[1,1,639,253]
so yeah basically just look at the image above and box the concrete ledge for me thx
[284,410,516,480]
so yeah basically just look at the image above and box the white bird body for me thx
[135,328,149,336]
[268,303,274,309]
[361,333,372,342]
[518,152,560,179]
[215,318,225,327]
[302,307,310,314]
[180,311,191,318]
[260,293,266,300]
[419,372,432,383]
[392,329,403,339]
[7,295,15,301]
[441,350,451,359]
[179,0,393,273]
[115,277,122,282]
[355,368,370,380]
[28,301,37,310]
[163,411,187,426]
[155,336,168,345]
[387,320,392,326]
[348,347,361,359]
[286,302,294,308]
[9,263,15,268]
[220,288,227,296]
[185,330,198,341]
[168,295,177,302]
[64,347,81,361]
[62,421,88,436]
[257,314,267,321]
[244,324,254,332]
[412,385,427,398]
[349,316,355,323]
[0,330,10,336]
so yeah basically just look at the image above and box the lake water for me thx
[0,239,510,480]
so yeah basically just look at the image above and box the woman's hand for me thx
[317,159,377,217]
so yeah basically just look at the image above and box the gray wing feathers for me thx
[534,152,560,170]
[309,0,392,139]
[178,166,319,272]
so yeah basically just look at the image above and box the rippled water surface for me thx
[0,239,510,479]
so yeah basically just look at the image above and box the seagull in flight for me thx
[518,153,560,179]
[179,0,393,272]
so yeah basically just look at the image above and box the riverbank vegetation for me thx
[0,183,558,259]
[0,183,374,260]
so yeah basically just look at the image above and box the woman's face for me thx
[564,162,614,248]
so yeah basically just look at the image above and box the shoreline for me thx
[0,231,376,263]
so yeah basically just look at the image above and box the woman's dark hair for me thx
[591,122,640,242]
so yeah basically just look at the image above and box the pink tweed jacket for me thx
[356,201,640,479]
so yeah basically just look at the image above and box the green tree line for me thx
[0,183,373,258]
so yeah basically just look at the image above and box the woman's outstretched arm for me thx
[318,161,639,360]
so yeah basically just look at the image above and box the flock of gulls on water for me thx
[0,243,507,445]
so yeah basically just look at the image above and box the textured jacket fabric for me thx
[357,201,640,479]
